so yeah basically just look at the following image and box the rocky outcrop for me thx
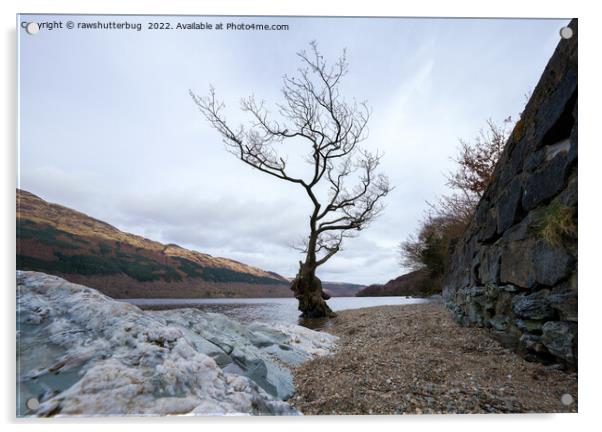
[17,271,337,416]
[443,20,577,369]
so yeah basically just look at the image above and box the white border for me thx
[3,1,600,431]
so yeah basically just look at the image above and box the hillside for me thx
[356,270,435,297]
[16,189,293,298]
[321,282,365,297]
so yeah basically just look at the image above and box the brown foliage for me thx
[447,118,510,198]
[400,118,511,290]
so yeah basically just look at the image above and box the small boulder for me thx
[511,290,554,320]
[522,153,569,211]
[520,334,549,354]
[548,288,577,321]
[541,321,577,364]
[489,315,510,331]
[500,238,537,289]
[533,240,574,286]
[516,319,544,334]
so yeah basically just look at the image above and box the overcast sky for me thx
[18,15,568,284]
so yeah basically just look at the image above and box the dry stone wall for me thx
[443,20,577,369]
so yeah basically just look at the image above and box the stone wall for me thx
[443,20,577,369]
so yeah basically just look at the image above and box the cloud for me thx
[18,17,566,285]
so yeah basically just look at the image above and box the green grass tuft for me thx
[537,202,577,248]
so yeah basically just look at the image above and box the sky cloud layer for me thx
[18,15,567,284]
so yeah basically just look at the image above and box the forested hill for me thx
[16,189,292,299]
[356,270,434,297]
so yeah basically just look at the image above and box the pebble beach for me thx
[291,303,578,414]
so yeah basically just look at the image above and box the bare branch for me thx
[190,88,306,186]
[315,231,347,267]
[191,42,391,273]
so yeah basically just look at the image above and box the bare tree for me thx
[190,42,391,318]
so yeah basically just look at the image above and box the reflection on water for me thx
[121,297,431,330]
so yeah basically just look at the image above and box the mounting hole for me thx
[559,26,573,39]
[560,393,574,406]
[26,397,40,410]
[25,22,40,35]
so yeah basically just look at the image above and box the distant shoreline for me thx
[118,296,433,330]
[120,295,432,304]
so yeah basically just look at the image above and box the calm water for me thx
[120,296,432,329]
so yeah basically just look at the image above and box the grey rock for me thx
[511,290,554,320]
[228,345,296,400]
[478,208,498,242]
[522,153,570,211]
[474,200,490,226]
[222,362,245,376]
[524,148,547,172]
[501,284,519,293]
[556,173,578,209]
[532,64,577,150]
[468,285,486,297]
[500,239,537,289]
[478,247,501,285]
[545,139,571,161]
[191,337,233,367]
[499,236,573,289]
[472,287,498,311]
[533,240,574,286]
[154,309,337,400]
[16,271,338,416]
[247,323,291,347]
[497,177,523,233]
[516,319,544,334]
[541,321,577,364]
[548,288,577,321]
[489,315,510,331]
[16,271,304,416]
[262,344,310,365]
[507,134,530,178]
[494,291,513,316]
[467,302,485,325]
[520,334,548,354]
[204,335,234,354]
[501,217,529,242]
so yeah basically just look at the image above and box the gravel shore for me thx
[291,303,577,414]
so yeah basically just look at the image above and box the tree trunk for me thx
[290,262,336,318]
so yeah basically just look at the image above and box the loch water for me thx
[121,296,432,329]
